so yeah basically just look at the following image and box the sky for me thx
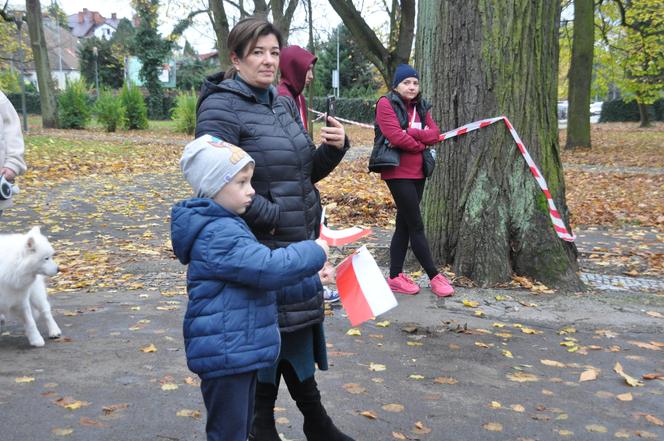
[7,0,361,54]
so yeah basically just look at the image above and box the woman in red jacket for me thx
[374,64,454,297]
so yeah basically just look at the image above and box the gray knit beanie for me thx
[180,135,254,198]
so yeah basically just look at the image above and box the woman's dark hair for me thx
[224,17,283,80]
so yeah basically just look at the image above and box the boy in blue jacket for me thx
[171,135,329,441]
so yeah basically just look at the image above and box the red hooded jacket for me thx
[278,45,317,130]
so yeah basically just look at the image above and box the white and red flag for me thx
[335,246,398,326]
[319,207,372,246]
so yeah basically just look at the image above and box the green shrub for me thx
[58,79,91,129]
[120,83,148,130]
[599,98,664,122]
[171,90,197,135]
[94,90,126,132]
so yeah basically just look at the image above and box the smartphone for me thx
[325,96,335,126]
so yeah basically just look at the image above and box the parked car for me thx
[590,101,603,115]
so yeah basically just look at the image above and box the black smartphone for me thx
[325,96,335,126]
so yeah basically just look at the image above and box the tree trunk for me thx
[328,0,415,88]
[417,1,583,291]
[565,0,594,149]
[270,0,299,45]
[209,0,230,70]
[26,0,58,128]
[637,101,651,128]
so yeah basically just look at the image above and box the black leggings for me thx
[386,179,438,280]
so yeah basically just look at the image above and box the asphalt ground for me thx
[0,169,662,441]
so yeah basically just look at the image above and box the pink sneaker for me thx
[430,274,454,297]
[387,273,420,295]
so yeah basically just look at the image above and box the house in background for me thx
[22,17,80,90]
[67,8,119,40]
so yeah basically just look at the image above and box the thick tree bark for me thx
[209,0,230,70]
[270,0,298,44]
[637,101,651,128]
[25,0,58,128]
[417,1,583,291]
[328,0,415,87]
[565,0,594,149]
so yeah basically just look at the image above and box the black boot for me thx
[248,382,281,441]
[288,376,355,441]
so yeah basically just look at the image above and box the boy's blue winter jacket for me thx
[170,198,326,379]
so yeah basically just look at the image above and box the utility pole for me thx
[14,11,28,133]
[93,46,100,97]
[335,26,340,98]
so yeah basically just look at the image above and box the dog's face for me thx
[25,227,59,277]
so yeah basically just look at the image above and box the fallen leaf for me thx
[140,343,157,353]
[614,362,645,387]
[579,369,599,382]
[15,376,35,383]
[342,383,366,394]
[413,421,432,434]
[382,403,405,412]
[482,422,503,432]
[490,401,502,409]
[161,383,178,391]
[634,430,658,438]
[541,359,566,368]
[376,320,390,328]
[645,414,664,427]
[406,341,423,346]
[102,403,129,415]
[369,363,386,372]
[521,327,542,335]
[275,417,289,425]
[645,311,663,318]
[558,326,577,335]
[510,404,525,412]
[392,432,407,440]
[408,374,424,380]
[475,342,491,348]
[79,417,109,428]
[462,299,479,308]
[502,350,514,358]
[360,410,378,420]
[176,409,201,419]
[52,428,74,436]
[507,372,539,382]
[616,392,633,401]
[556,429,574,436]
[614,430,631,438]
[492,322,506,328]
[627,341,661,351]
[55,397,91,411]
[586,424,608,433]
[346,328,361,336]
[434,376,458,385]
[643,373,664,380]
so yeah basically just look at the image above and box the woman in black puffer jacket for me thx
[195,17,354,441]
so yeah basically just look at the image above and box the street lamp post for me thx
[14,11,28,133]
[92,46,99,97]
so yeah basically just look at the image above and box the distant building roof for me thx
[66,8,120,38]
[24,18,79,71]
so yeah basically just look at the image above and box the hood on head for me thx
[170,198,231,264]
[279,45,317,97]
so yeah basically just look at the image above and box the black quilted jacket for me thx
[195,72,349,331]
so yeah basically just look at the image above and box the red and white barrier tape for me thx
[308,109,574,242]
[438,116,575,242]
[309,108,374,129]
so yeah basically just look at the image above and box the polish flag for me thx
[319,207,372,246]
[336,246,398,326]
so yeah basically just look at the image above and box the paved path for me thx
[0,169,662,441]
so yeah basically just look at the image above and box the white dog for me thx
[0,226,61,347]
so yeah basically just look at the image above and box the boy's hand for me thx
[318,261,336,285]
[315,238,329,257]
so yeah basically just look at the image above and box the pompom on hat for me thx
[180,135,254,198]
[392,64,419,88]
